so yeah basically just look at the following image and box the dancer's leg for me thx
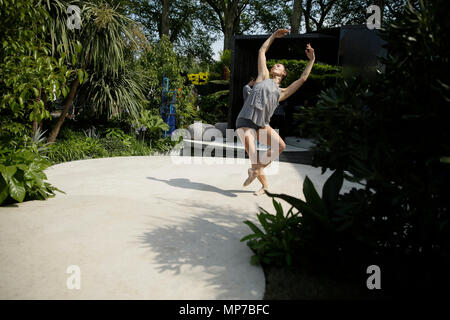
[253,126,286,195]
[256,125,286,169]
[236,127,261,186]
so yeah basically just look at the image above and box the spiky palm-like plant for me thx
[47,1,143,142]
[76,64,148,120]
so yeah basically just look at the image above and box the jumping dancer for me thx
[235,28,315,195]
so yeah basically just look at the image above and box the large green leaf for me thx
[243,220,265,237]
[240,234,261,242]
[303,176,327,216]
[272,198,284,219]
[265,190,332,229]
[322,170,344,212]
[8,176,26,202]
[257,213,269,232]
[1,165,17,183]
[78,69,84,84]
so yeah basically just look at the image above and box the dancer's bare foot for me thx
[243,168,259,187]
[254,187,268,196]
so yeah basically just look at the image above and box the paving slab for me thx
[0,155,356,299]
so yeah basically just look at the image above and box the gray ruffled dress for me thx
[236,78,282,128]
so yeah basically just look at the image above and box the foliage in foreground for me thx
[0,134,64,206]
[242,0,450,294]
[242,170,346,268]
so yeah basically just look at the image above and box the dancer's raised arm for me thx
[255,29,289,83]
[279,43,315,102]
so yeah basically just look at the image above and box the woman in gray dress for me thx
[235,28,315,195]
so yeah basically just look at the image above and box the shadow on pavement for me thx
[146,176,254,198]
[136,200,264,299]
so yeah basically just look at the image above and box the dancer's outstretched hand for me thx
[273,29,289,38]
[305,43,315,60]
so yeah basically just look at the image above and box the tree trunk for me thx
[161,0,170,37]
[32,119,38,134]
[290,0,302,34]
[223,5,235,51]
[47,78,80,143]
[224,25,234,51]
[304,0,312,32]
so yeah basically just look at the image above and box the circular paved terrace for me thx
[0,155,355,299]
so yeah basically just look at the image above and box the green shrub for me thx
[197,92,229,125]
[0,137,63,206]
[241,199,301,267]
[45,135,108,164]
[44,125,177,163]
[242,170,351,269]
[267,59,342,86]
[98,136,130,156]
[139,35,198,128]
[131,110,170,141]
[128,138,153,156]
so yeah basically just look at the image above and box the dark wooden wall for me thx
[338,25,388,78]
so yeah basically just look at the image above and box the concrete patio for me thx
[0,155,356,299]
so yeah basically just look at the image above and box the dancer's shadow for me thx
[146,177,253,198]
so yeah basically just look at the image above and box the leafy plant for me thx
[43,125,177,163]
[82,126,101,139]
[241,199,301,267]
[44,134,108,163]
[131,110,169,140]
[31,127,51,154]
[0,0,75,132]
[242,170,353,268]
[104,128,132,147]
[0,141,64,206]
[267,59,342,86]
[139,35,198,128]
[196,79,229,124]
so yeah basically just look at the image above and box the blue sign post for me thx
[160,74,177,138]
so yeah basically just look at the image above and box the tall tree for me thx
[203,0,290,50]
[248,0,291,34]
[303,0,339,31]
[203,0,248,51]
[304,0,313,31]
[129,0,216,63]
[290,0,303,34]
